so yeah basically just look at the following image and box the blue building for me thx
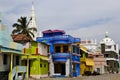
[36,29,80,77]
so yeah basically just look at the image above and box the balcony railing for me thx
[52,53,70,62]
[37,35,80,43]
[53,35,70,40]
[8,66,26,80]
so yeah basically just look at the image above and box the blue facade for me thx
[37,30,80,77]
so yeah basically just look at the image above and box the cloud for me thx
[0,0,120,46]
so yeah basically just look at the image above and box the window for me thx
[63,45,68,53]
[105,46,111,49]
[44,45,46,48]
[3,54,7,65]
[55,46,61,53]
[105,54,109,58]
[47,46,49,53]
[40,64,42,68]
[16,56,20,65]
[72,46,76,53]
[114,45,116,50]
[44,64,46,68]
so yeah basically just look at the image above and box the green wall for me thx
[30,57,48,75]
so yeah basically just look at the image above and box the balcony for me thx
[105,48,116,53]
[106,58,118,61]
[53,35,70,40]
[52,53,70,62]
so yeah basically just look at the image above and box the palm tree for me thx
[12,16,37,40]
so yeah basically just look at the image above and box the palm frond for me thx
[12,29,21,34]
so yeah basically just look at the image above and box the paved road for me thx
[28,74,120,80]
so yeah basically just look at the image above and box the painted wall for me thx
[38,43,48,56]
[30,58,48,75]
[23,41,49,78]
[0,53,21,72]
[0,54,10,71]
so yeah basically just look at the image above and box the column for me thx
[26,55,29,80]
[10,53,13,80]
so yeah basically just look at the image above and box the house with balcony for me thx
[80,45,94,75]
[100,32,119,73]
[0,16,27,80]
[22,41,49,79]
[36,29,81,77]
[81,40,107,74]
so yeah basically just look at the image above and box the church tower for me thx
[28,2,39,40]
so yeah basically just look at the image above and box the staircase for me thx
[8,66,26,80]
[0,71,9,80]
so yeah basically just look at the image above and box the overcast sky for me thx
[0,0,120,46]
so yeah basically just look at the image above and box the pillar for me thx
[10,53,13,80]
[26,55,29,80]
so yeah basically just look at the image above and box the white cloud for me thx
[0,0,120,46]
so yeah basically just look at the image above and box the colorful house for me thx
[80,45,94,75]
[92,51,107,74]
[22,41,49,79]
[36,29,81,77]
[0,15,27,80]
[81,40,107,74]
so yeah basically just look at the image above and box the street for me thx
[29,74,120,80]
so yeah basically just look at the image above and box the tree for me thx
[12,16,37,40]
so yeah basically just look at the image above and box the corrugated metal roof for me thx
[0,22,23,52]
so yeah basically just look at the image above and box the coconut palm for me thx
[12,16,37,39]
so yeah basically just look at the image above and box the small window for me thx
[16,56,19,65]
[55,46,61,53]
[114,45,116,50]
[44,64,46,67]
[3,54,7,65]
[105,54,109,57]
[40,64,42,68]
[44,45,46,48]
[105,46,111,49]
[63,45,68,53]
[47,46,49,53]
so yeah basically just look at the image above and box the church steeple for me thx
[28,2,38,40]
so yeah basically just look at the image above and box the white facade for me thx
[81,39,99,53]
[100,32,119,73]
[100,32,119,61]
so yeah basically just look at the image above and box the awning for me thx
[22,55,49,61]
[1,48,24,55]
[80,45,88,53]
[85,59,94,66]
[40,56,49,61]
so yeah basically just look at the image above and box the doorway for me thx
[54,63,66,75]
